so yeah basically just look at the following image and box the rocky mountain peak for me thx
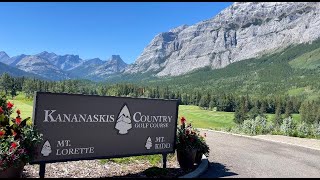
[37,51,58,61]
[0,51,10,62]
[169,24,189,33]
[107,55,126,65]
[124,2,320,77]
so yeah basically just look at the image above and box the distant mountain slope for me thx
[36,51,84,71]
[15,55,69,80]
[289,47,320,69]
[109,39,320,98]
[68,55,127,81]
[0,61,44,79]
[124,2,320,77]
[3,54,27,66]
[0,51,10,63]
[0,50,127,81]
[68,58,105,78]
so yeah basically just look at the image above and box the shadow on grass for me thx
[200,162,238,178]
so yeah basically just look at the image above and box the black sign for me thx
[31,92,178,164]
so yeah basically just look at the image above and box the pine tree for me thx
[234,96,249,124]
[0,73,12,95]
[274,103,282,127]
[10,84,17,99]
[198,96,206,109]
[284,100,293,118]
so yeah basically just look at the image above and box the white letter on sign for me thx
[44,110,57,122]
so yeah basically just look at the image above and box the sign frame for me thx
[30,91,179,165]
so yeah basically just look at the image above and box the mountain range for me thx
[1,2,320,81]
[0,51,127,81]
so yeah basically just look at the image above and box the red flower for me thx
[186,129,190,135]
[16,117,21,125]
[12,131,17,136]
[0,130,5,137]
[0,107,3,114]
[16,109,21,115]
[10,142,18,150]
[7,101,14,109]
[180,117,186,124]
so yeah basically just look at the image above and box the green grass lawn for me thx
[7,93,34,124]
[178,105,236,130]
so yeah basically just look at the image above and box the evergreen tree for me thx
[274,103,282,127]
[10,83,18,99]
[198,96,208,109]
[284,100,293,118]
[0,73,12,95]
[234,96,249,124]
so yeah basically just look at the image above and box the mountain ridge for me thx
[0,51,128,81]
[124,2,320,77]
[2,2,320,81]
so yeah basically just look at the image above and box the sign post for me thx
[30,92,178,177]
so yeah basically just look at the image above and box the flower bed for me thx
[0,95,42,177]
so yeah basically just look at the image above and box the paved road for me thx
[199,130,320,178]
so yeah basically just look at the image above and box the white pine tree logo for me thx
[115,104,132,134]
[41,140,52,157]
[145,137,152,150]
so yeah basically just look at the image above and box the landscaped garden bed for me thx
[22,153,196,178]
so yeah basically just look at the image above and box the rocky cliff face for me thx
[36,51,84,71]
[80,55,128,80]
[15,55,69,80]
[124,2,320,76]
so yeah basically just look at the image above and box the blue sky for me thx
[0,2,232,64]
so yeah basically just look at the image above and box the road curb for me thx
[179,154,209,178]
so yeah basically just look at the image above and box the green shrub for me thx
[237,115,268,135]
[296,121,310,138]
[310,123,320,138]
[280,117,295,136]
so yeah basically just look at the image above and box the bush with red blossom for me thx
[0,95,42,171]
[176,117,202,151]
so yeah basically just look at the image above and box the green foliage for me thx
[273,104,283,128]
[289,47,320,69]
[176,117,202,151]
[0,95,42,171]
[238,116,268,135]
[234,96,249,124]
[311,123,320,138]
[296,121,310,138]
[280,117,295,136]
